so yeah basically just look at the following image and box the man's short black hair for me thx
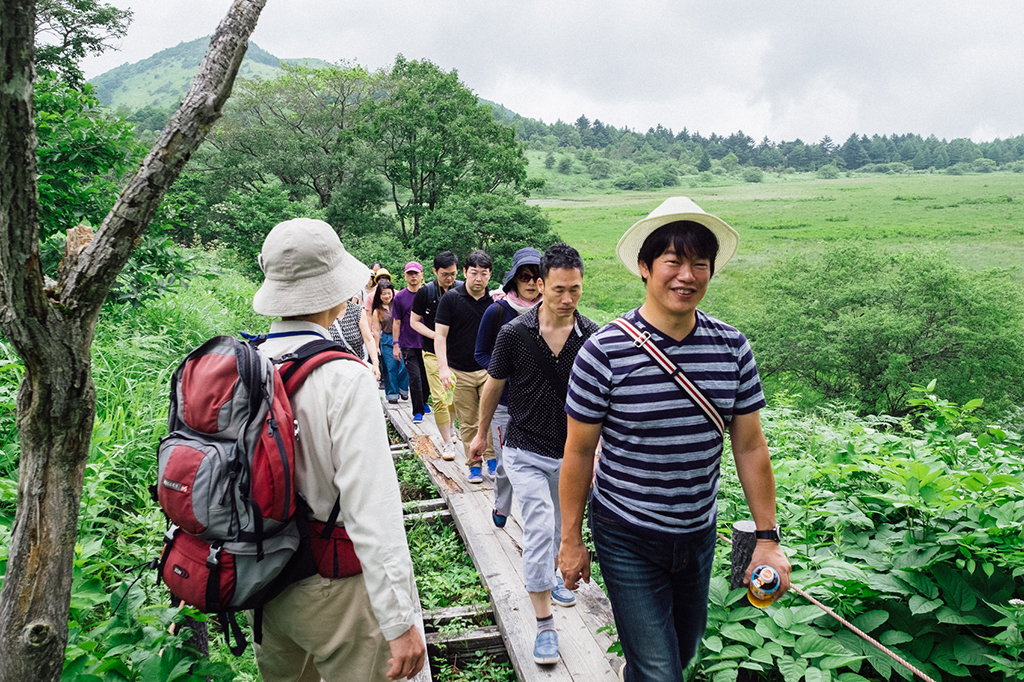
[540,242,584,279]
[637,221,719,282]
[433,251,458,271]
[464,249,492,271]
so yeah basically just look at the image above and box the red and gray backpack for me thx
[154,334,361,654]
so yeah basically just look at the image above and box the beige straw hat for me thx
[615,197,740,277]
[253,218,371,317]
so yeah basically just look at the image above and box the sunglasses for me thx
[516,271,539,283]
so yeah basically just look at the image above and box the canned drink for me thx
[748,565,780,608]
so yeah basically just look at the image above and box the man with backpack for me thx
[250,218,425,682]
[410,251,460,458]
[469,243,597,665]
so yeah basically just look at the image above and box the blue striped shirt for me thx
[565,308,766,540]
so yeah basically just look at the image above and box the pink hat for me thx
[404,261,423,273]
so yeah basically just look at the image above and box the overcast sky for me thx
[80,0,1024,144]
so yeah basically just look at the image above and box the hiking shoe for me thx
[467,466,483,484]
[424,404,432,414]
[441,443,456,461]
[412,413,423,423]
[387,398,398,405]
[400,393,408,401]
[492,509,507,528]
[533,630,559,665]
[551,575,576,607]
[486,458,497,479]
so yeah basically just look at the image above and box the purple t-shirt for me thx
[391,287,423,350]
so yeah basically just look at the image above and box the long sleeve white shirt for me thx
[260,320,417,641]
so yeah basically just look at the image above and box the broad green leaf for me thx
[718,644,750,659]
[713,669,738,682]
[850,609,888,633]
[778,655,808,682]
[935,606,988,625]
[837,674,871,682]
[953,635,992,666]
[963,398,984,410]
[792,605,826,624]
[704,661,738,673]
[708,576,731,607]
[749,647,774,665]
[866,573,912,595]
[764,641,787,657]
[929,641,970,676]
[819,655,867,670]
[795,634,850,658]
[720,622,764,648]
[772,607,796,629]
[726,586,751,606]
[879,630,913,646]
[893,570,939,600]
[756,617,781,639]
[908,595,943,615]
[804,666,823,682]
[738,661,765,671]
[703,635,724,653]
[819,562,867,583]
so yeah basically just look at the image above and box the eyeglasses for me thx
[516,272,538,283]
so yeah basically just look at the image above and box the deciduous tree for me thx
[361,55,536,239]
[0,1,266,679]
[34,0,132,85]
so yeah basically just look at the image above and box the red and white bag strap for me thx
[610,318,725,436]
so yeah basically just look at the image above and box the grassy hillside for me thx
[533,171,1024,323]
[89,37,330,110]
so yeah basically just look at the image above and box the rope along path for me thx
[717,533,938,682]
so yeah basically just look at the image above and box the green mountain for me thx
[89,37,330,110]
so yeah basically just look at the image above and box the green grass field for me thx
[533,171,1024,324]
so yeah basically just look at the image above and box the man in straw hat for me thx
[252,218,425,682]
[558,198,790,681]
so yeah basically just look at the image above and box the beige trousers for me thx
[451,367,494,468]
[421,351,451,429]
[250,573,390,682]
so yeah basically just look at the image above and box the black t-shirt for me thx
[411,281,454,354]
[434,283,493,372]
[488,306,598,459]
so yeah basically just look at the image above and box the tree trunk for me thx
[0,2,267,680]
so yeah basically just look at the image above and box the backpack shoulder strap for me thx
[508,316,569,400]
[491,300,514,340]
[610,318,725,436]
[274,339,365,393]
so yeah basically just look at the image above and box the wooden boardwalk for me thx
[386,399,623,682]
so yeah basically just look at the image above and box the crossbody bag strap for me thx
[509,318,568,400]
[610,318,725,436]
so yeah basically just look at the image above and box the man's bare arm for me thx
[558,416,602,590]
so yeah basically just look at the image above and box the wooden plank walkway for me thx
[386,398,623,682]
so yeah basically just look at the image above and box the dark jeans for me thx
[402,347,428,415]
[591,509,716,682]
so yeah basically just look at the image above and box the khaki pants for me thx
[452,367,494,468]
[250,573,390,682]
[421,351,451,429]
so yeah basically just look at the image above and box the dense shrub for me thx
[743,244,1024,416]
[742,166,764,183]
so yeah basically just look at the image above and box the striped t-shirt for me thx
[565,308,766,541]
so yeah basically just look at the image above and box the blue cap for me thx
[502,247,542,292]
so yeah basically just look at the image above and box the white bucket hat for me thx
[253,218,371,317]
[615,197,740,277]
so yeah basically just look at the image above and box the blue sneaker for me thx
[551,575,576,607]
[467,466,483,484]
[533,630,559,665]
[492,508,507,528]
[486,458,497,479]
[424,404,432,414]
[412,413,423,423]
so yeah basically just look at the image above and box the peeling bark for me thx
[0,1,267,680]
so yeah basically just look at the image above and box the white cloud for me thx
[80,0,1024,142]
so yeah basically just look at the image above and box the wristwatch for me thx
[755,524,782,542]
